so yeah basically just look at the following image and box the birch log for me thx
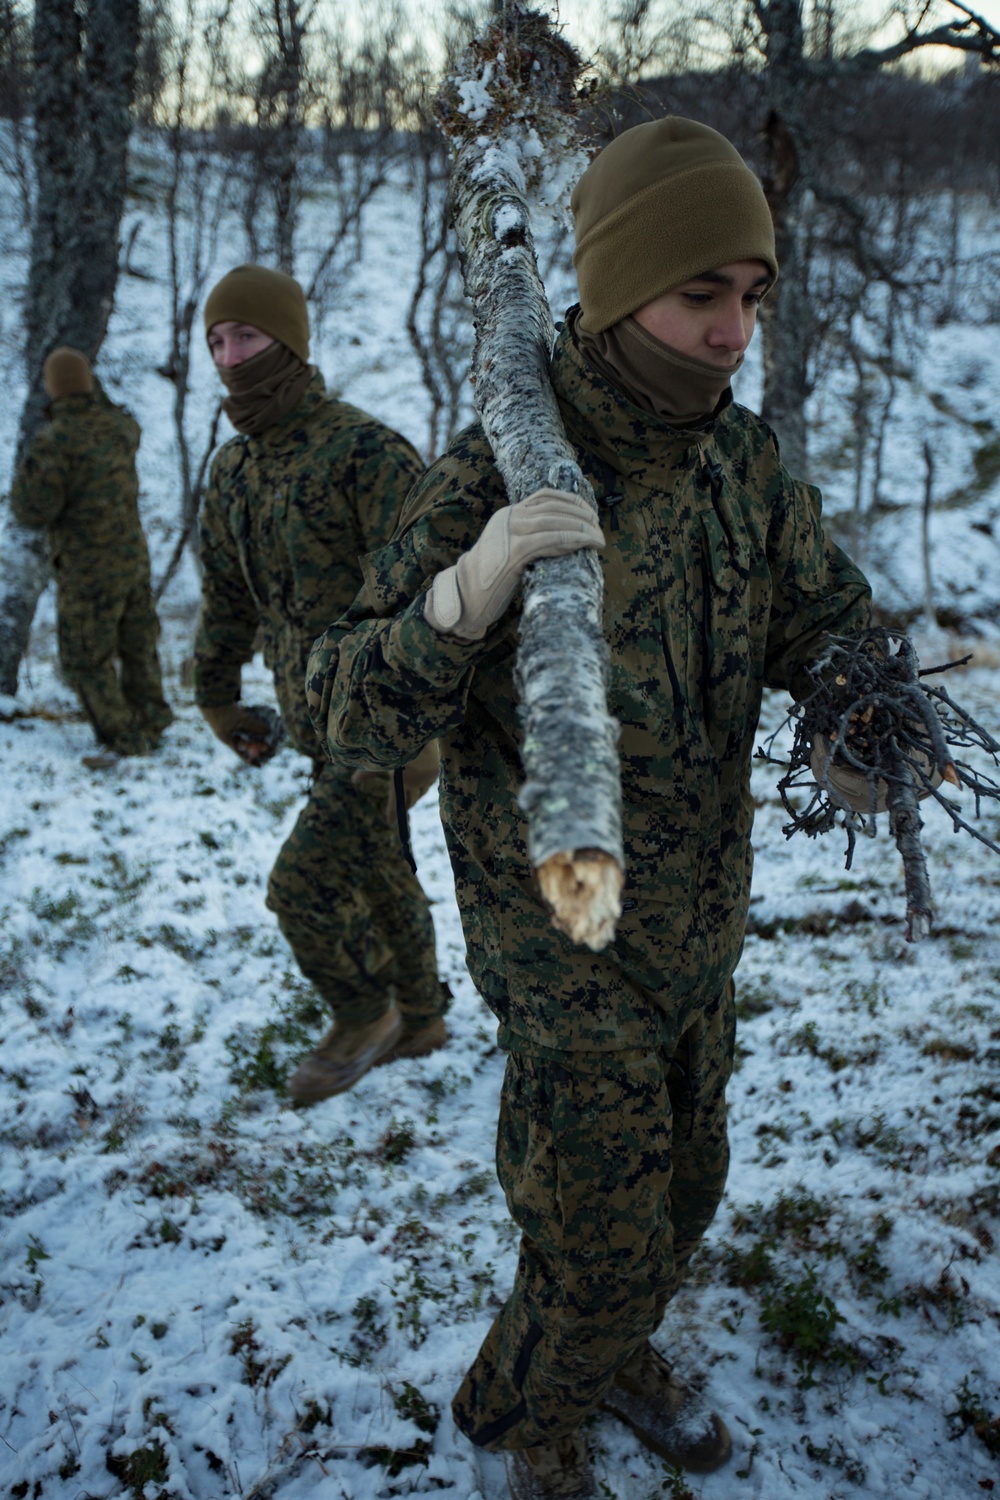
[439,6,623,950]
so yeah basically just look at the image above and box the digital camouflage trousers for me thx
[266,765,446,1031]
[452,980,736,1451]
[57,577,173,751]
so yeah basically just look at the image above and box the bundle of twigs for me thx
[759,627,1000,941]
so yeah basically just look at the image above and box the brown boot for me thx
[287,1004,403,1106]
[601,1342,731,1473]
[374,1015,448,1067]
[504,1432,598,1499]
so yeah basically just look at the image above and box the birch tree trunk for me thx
[0,0,140,696]
[754,0,812,479]
[750,0,998,480]
[440,5,623,951]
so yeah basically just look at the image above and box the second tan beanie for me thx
[203,264,310,362]
[43,347,93,399]
[571,117,778,333]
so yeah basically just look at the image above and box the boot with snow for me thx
[375,1015,448,1067]
[601,1342,731,1472]
[287,1003,403,1105]
[504,1431,598,1499]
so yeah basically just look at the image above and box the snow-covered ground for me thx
[1,144,999,1499]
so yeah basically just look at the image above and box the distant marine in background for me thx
[10,347,174,762]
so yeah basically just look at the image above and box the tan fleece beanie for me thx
[203,264,310,362]
[43,347,93,399]
[572,117,778,334]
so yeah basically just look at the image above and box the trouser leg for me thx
[654,979,735,1323]
[266,766,444,1029]
[453,984,735,1452]
[118,578,173,736]
[57,589,138,748]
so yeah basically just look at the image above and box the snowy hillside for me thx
[1,144,999,1499]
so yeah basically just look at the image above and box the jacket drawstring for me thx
[394,767,417,874]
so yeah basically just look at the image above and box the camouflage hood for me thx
[307,324,871,1052]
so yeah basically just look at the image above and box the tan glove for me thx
[424,488,605,640]
[200,702,283,766]
[810,733,942,814]
[352,740,441,827]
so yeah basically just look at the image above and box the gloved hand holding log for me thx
[424,489,605,641]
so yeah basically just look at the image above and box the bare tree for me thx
[0,0,32,225]
[208,0,320,272]
[152,0,227,601]
[750,0,999,475]
[0,0,140,696]
[305,4,416,311]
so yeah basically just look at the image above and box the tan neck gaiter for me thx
[574,309,740,427]
[217,340,315,436]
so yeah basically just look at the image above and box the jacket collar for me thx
[551,319,731,484]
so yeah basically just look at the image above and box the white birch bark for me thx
[441,8,623,950]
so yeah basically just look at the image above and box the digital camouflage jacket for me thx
[194,372,424,758]
[308,323,872,1052]
[10,381,151,585]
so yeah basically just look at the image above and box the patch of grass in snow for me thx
[28,886,97,952]
[949,1374,1000,1457]
[783,1018,883,1072]
[717,1190,910,1387]
[358,1379,440,1476]
[955,1080,1000,1139]
[106,1399,176,1497]
[229,1316,292,1387]
[735,974,780,1020]
[348,1292,389,1362]
[372,1117,417,1166]
[0,823,30,856]
[101,1096,145,1153]
[900,1264,971,1330]
[758,1265,853,1389]
[224,980,326,1096]
[137,920,217,961]
[799,1430,867,1485]
[922,1034,979,1061]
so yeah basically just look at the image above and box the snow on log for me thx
[438,6,623,950]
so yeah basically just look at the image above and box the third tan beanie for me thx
[203,264,310,362]
[43,347,93,399]
[571,117,778,334]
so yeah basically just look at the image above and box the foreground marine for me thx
[195,264,449,1102]
[307,120,873,1497]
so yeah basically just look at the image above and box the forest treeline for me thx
[1,2,997,192]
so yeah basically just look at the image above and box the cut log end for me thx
[906,908,933,944]
[537,849,624,952]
